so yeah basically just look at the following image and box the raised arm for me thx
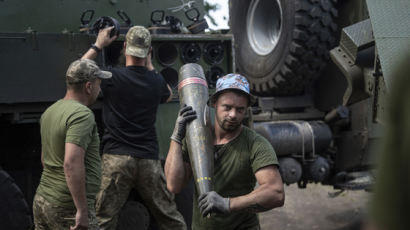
[64,143,88,230]
[81,26,117,60]
[165,140,192,193]
[164,105,197,193]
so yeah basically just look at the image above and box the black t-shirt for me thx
[101,66,170,159]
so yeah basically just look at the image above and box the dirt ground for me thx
[259,183,370,230]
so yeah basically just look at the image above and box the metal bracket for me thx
[331,19,376,106]
[26,28,39,50]
[339,19,374,64]
[330,46,367,106]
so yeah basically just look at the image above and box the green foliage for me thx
[204,1,219,26]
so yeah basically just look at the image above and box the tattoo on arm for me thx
[245,203,270,213]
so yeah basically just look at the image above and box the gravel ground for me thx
[259,183,370,230]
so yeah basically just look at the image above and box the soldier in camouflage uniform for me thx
[33,59,112,230]
[82,26,187,230]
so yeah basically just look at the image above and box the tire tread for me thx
[0,170,32,230]
[231,0,339,96]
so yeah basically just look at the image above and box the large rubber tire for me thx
[230,0,338,96]
[0,169,32,230]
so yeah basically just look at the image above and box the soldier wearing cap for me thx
[82,26,186,229]
[165,74,285,230]
[33,59,111,230]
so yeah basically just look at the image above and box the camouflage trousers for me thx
[96,153,187,230]
[32,194,98,230]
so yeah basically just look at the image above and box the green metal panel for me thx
[156,102,179,159]
[0,0,204,33]
[0,33,233,104]
[0,32,92,103]
[151,34,234,159]
[366,0,410,90]
[151,34,234,96]
[0,28,233,159]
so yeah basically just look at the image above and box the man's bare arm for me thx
[64,143,88,229]
[230,165,285,212]
[165,105,197,193]
[164,140,192,193]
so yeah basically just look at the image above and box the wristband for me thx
[90,44,101,53]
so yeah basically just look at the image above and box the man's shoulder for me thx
[226,126,258,151]
[44,99,87,112]
[45,100,92,119]
[240,126,272,148]
[104,66,131,77]
[110,66,162,81]
[64,100,92,113]
[241,126,261,140]
[240,126,278,169]
[40,100,94,131]
[107,66,125,77]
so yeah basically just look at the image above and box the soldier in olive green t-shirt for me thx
[165,74,285,230]
[37,99,101,210]
[32,58,112,230]
[182,126,279,229]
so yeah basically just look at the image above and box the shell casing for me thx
[178,63,214,195]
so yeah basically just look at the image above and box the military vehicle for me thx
[230,0,409,190]
[1,0,409,229]
[0,1,232,229]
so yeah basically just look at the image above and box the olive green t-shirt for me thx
[36,99,101,209]
[182,126,279,230]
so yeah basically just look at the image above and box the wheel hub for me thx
[247,0,283,56]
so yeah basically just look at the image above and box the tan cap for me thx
[125,26,151,58]
[66,59,112,84]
